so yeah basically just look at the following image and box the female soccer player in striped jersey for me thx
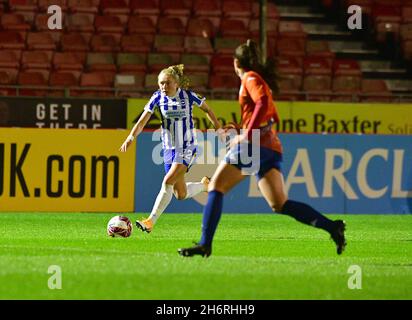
[120,64,222,233]
[178,40,347,257]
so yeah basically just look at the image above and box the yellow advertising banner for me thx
[0,128,135,212]
[128,98,412,134]
[281,102,412,134]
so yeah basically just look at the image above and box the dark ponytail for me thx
[234,39,279,94]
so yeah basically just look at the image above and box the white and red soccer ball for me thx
[107,216,132,238]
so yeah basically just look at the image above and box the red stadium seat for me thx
[9,0,38,12]
[372,5,401,23]
[21,50,53,70]
[208,73,240,89]
[184,36,214,55]
[53,52,86,71]
[361,78,389,92]
[249,18,278,38]
[1,13,31,31]
[26,32,57,50]
[130,0,159,16]
[192,0,222,18]
[303,56,332,76]
[38,0,68,12]
[68,0,100,14]
[0,50,21,69]
[222,0,252,19]
[115,73,145,97]
[277,56,303,98]
[187,72,209,91]
[278,21,307,39]
[128,16,156,35]
[278,75,302,92]
[13,10,36,25]
[66,13,95,32]
[402,7,412,23]
[276,37,305,59]
[49,71,80,86]
[86,52,117,72]
[214,37,244,55]
[220,19,250,38]
[100,0,130,15]
[34,13,50,30]
[0,31,26,50]
[90,33,121,52]
[401,23,412,41]
[333,74,362,90]
[402,39,412,60]
[186,18,216,38]
[74,71,115,97]
[61,33,91,51]
[303,74,332,100]
[147,53,176,72]
[181,54,210,73]
[305,40,335,60]
[361,79,393,102]
[160,0,191,17]
[81,71,115,86]
[374,0,402,6]
[333,59,362,77]
[154,35,185,53]
[0,68,19,85]
[116,53,147,73]
[277,56,303,76]
[332,75,361,102]
[277,73,303,101]
[18,69,50,96]
[158,17,187,35]
[95,15,125,34]
[210,54,234,74]
[144,73,160,90]
[115,73,145,88]
[49,71,80,96]
[121,34,154,53]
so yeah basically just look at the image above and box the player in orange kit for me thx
[178,40,347,257]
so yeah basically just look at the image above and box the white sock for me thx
[148,183,173,225]
[184,182,206,200]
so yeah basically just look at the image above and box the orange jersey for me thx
[239,71,282,153]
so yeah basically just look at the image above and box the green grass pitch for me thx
[0,213,411,300]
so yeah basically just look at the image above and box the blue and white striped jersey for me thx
[144,88,205,150]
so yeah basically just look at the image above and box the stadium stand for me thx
[0,0,410,100]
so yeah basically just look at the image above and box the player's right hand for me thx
[119,135,134,152]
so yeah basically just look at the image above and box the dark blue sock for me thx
[199,190,224,246]
[280,200,335,233]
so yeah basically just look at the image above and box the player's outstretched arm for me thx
[199,101,222,130]
[119,110,152,152]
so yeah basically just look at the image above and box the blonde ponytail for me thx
[159,64,190,90]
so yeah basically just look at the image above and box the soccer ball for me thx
[107,216,132,238]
